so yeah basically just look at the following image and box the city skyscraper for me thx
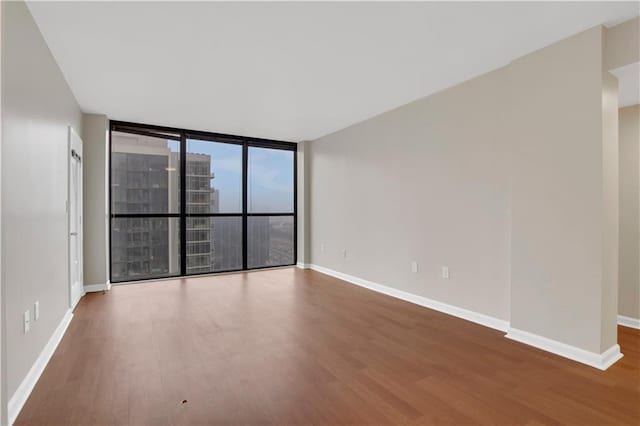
[111,133,222,280]
[111,133,179,280]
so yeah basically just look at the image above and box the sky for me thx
[185,139,293,213]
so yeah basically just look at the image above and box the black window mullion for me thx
[184,132,244,146]
[246,212,295,217]
[111,213,180,218]
[242,143,248,270]
[247,140,297,151]
[184,213,243,217]
[180,132,187,276]
[293,147,298,266]
[110,126,181,142]
[108,127,113,283]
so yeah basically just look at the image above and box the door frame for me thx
[68,126,84,309]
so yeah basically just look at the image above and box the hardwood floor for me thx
[15,268,640,426]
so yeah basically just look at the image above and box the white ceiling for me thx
[611,62,640,108]
[27,2,639,142]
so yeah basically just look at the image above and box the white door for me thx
[69,127,84,309]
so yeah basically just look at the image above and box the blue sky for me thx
[184,139,293,213]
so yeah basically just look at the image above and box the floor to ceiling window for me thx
[247,146,295,268]
[110,121,296,283]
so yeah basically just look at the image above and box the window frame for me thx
[109,120,297,283]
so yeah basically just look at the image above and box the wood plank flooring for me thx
[15,268,640,425]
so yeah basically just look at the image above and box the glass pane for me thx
[247,216,294,268]
[186,216,242,274]
[186,139,242,214]
[248,147,294,213]
[111,131,180,214]
[111,217,180,282]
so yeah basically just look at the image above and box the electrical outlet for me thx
[411,261,418,273]
[320,244,325,253]
[23,310,30,333]
[342,248,347,258]
[441,266,449,279]
[34,301,40,321]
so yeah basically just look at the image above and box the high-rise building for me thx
[111,134,179,280]
[111,133,219,280]
[185,153,216,274]
[213,217,243,271]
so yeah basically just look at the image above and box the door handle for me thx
[70,232,78,236]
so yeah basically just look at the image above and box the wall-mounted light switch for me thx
[411,261,418,273]
[24,311,31,333]
[441,266,449,279]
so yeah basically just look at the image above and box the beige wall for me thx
[510,26,617,353]
[604,16,640,71]
[0,1,4,423]
[297,141,311,265]
[310,25,621,354]
[82,114,109,288]
[619,104,640,320]
[310,65,512,321]
[1,0,82,399]
[601,71,619,351]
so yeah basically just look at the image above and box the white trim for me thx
[296,262,310,269]
[506,327,623,370]
[308,264,509,332]
[308,264,626,370]
[618,314,640,329]
[8,309,73,426]
[70,280,85,310]
[84,281,111,293]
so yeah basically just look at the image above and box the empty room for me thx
[1,1,640,425]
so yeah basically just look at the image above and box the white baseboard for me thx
[70,281,85,310]
[84,281,111,293]
[618,315,640,329]
[308,264,626,370]
[308,264,509,332]
[296,262,310,269]
[506,327,623,370]
[8,309,73,425]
